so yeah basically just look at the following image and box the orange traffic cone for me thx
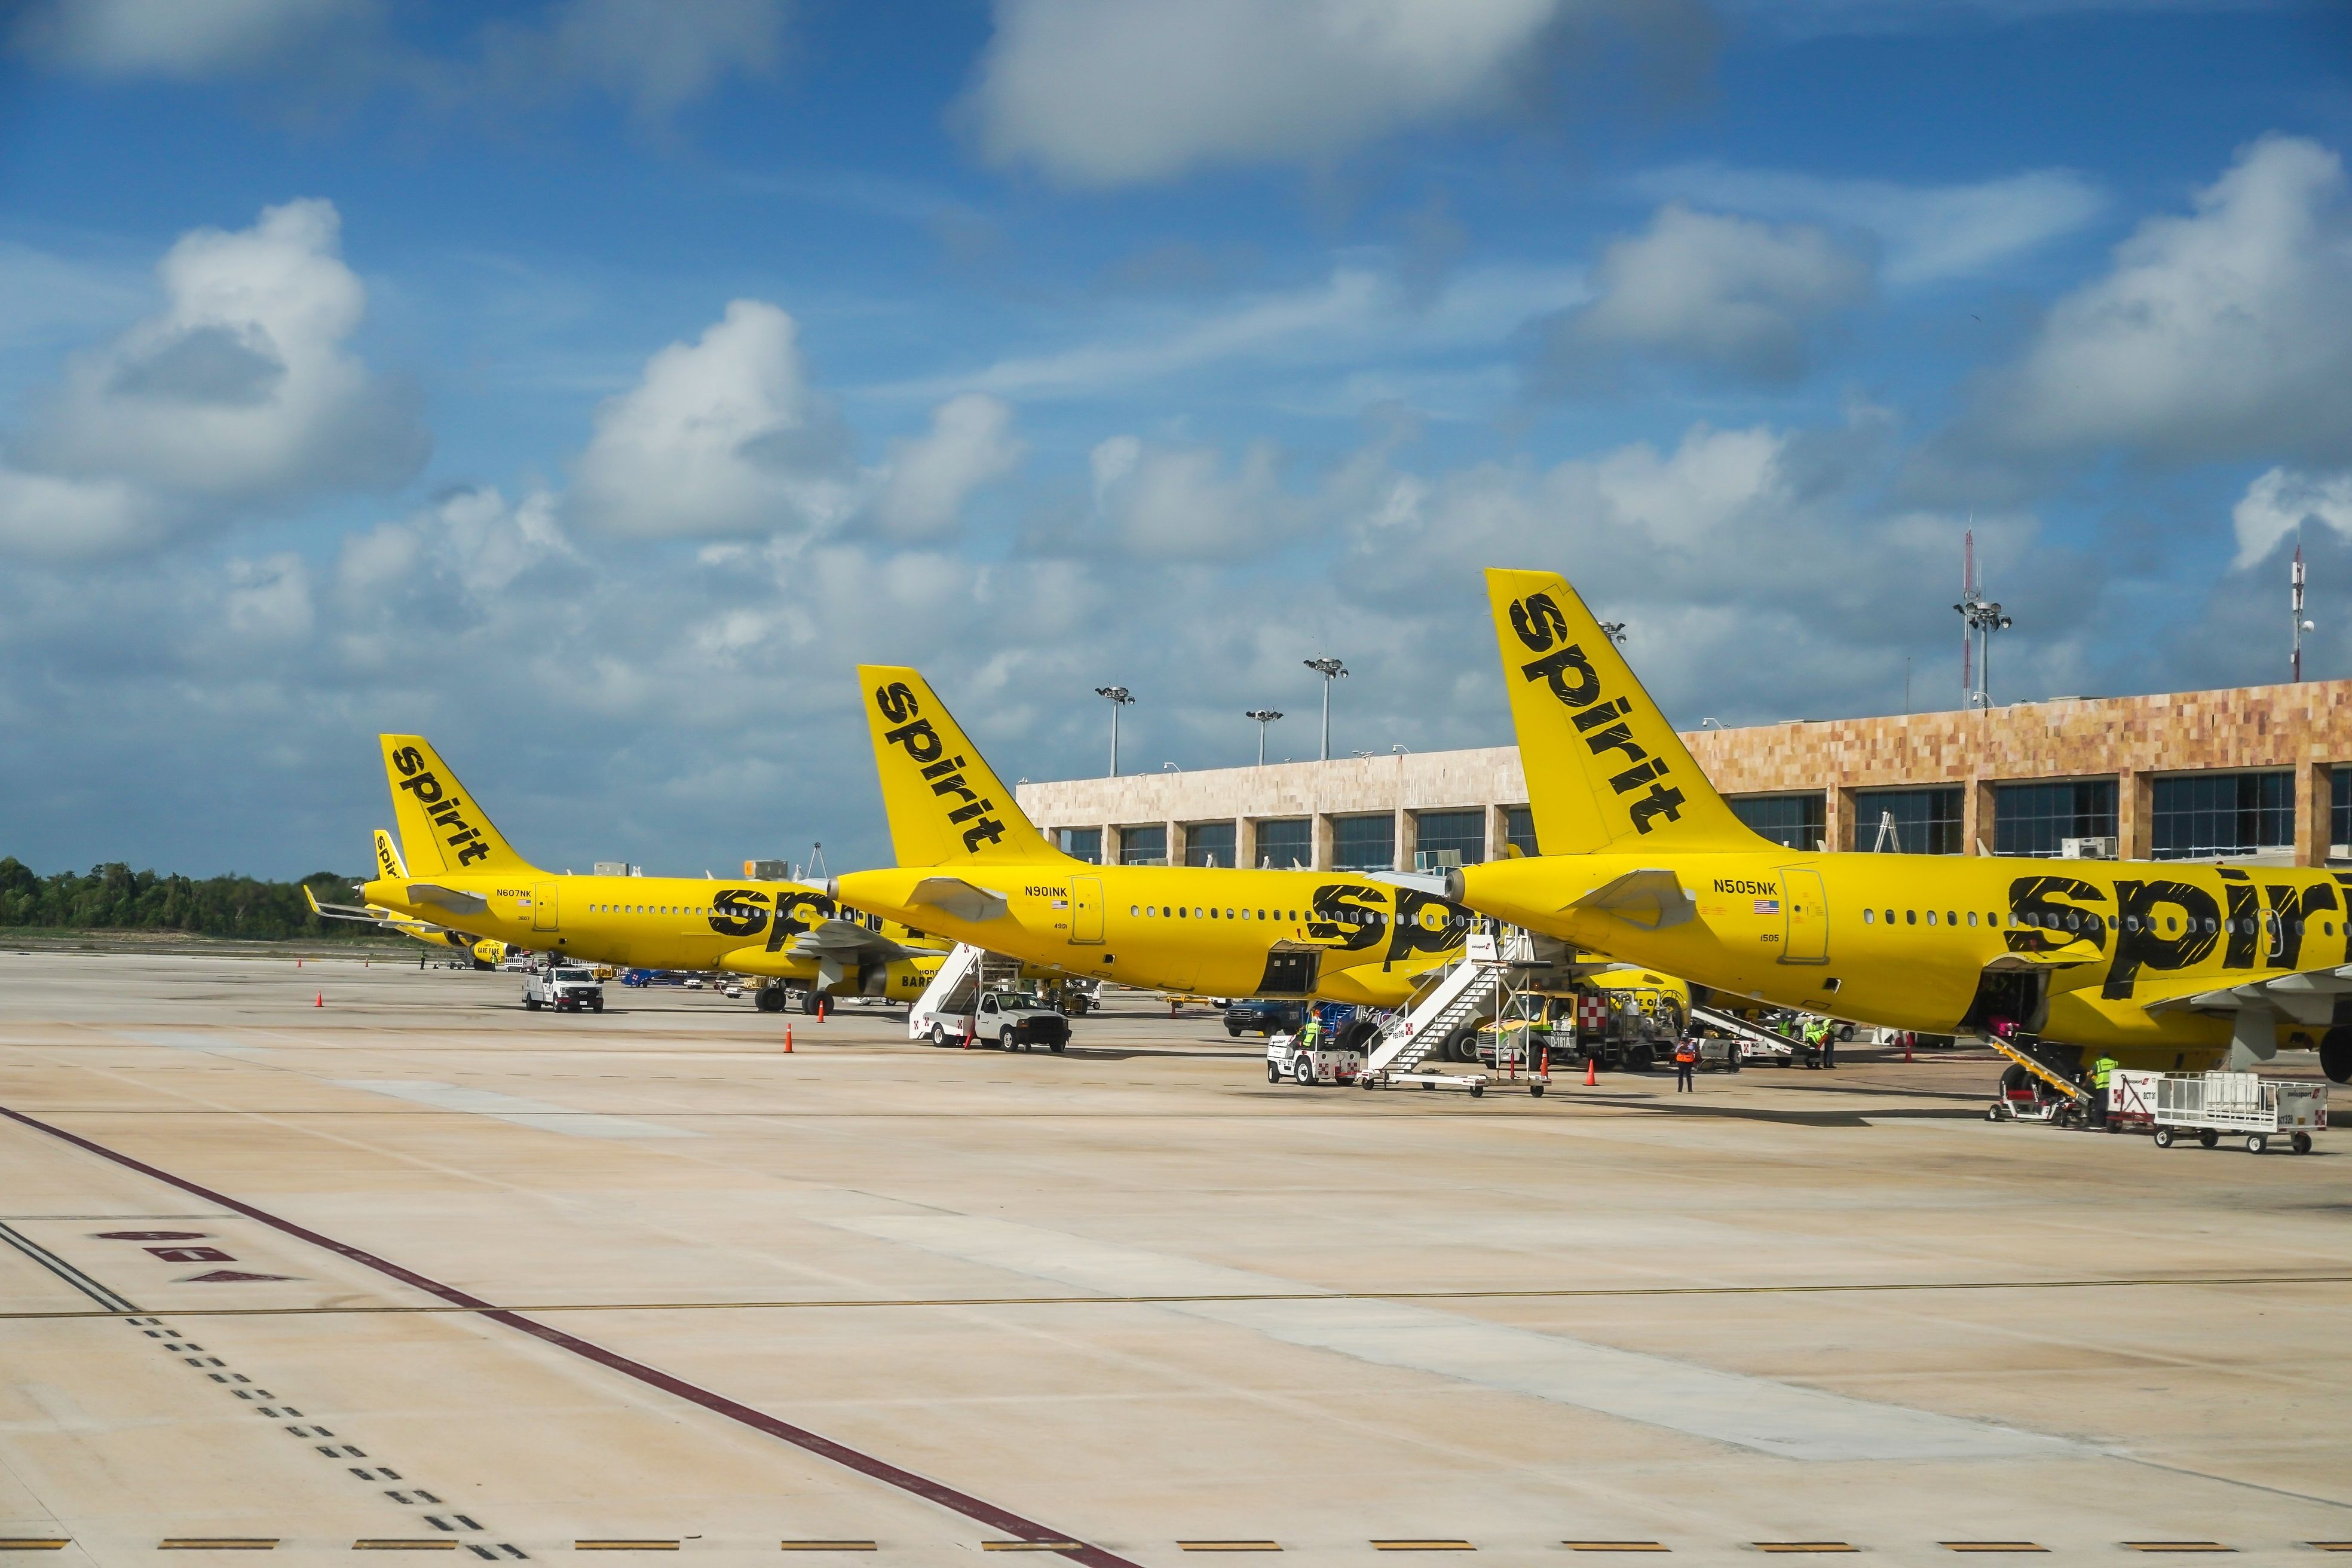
[1584,1055,1597,1086]
[297,957,303,967]
[784,1024,794,1053]
[314,992,324,1008]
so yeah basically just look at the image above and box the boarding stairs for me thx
[1688,1005,1798,1065]
[1358,936,1513,1094]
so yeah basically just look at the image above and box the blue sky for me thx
[1,0,2348,880]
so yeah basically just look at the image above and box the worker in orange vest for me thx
[1673,1036,1699,1093]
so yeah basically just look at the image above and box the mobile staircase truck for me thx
[908,943,1071,1052]
[1355,935,1533,1098]
[2111,1069,2326,1154]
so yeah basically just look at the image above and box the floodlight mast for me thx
[1303,658,1348,761]
[1094,686,1132,777]
[1244,709,1284,766]
[2293,542,2310,683]
[1953,530,2013,708]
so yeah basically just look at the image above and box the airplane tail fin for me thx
[373,828,408,881]
[857,666,1065,868]
[378,735,540,876]
[1484,568,1769,857]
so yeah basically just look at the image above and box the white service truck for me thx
[523,965,605,1013]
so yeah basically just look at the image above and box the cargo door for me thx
[532,881,559,933]
[1257,945,1321,996]
[1070,875,1104,945]
[1778,867,1826,963]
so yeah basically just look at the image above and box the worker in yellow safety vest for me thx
[2091,1054,2119,1126]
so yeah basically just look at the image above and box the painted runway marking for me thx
[826,1213,2082,1465]
[331,1081,696,1140]
[0,1105,1145,1568]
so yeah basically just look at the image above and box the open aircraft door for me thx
[1069,875,1104,944]
[1778,867,1828,963]
[532,881,559,933]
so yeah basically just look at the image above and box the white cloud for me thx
[874,394,1023,539]
[964,0,1685,187]
[24,199,424,501]
[569,299,855,539]
[1983,135,2352,464]
[1626,163,2105,285]
[11,0,376,78]
[1541,204,1871,385]
[479,0,789,121]
[1083,434,1299,558]
[2232,467,2352,571]
[0,466,161,558]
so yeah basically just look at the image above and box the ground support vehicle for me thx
[523,966,604,1013]
[1265,1028,1364,1086]
[1687,1006,1801,1069]
[909,944,1072,1052]
[2112,1070,2326,1154]
[1227,999,1307,1038]
[1357,936,1533,1098]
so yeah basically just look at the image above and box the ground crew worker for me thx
[1820,1018,1838,1070]
[1298,1005,1323,1053]
[1673,1036,1699,1092]
[2091,1053,2118,1125]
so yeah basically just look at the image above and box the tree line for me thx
[0,859,378,942]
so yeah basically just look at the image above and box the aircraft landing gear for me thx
[755,984,788,1013]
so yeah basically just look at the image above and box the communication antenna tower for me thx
[1953,525,2012,708]
[2292,540,2313,682]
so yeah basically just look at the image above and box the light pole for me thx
[1094,686,1132,777]
[2293,543,2314,682]
[1954,591,2013,708]
[1303,657,1347,761]
[1244,709,1283,765]
[1598,620,1628,647]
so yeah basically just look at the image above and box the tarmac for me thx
[0,948,2347,1567]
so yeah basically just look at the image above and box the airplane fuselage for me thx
[1458,849,2352,1070]
[832,862,1478,1006]
[362,872,939,997]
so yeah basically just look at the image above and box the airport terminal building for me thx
[1016,679,2352,873]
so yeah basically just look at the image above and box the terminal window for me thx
[1332,813,1395,871]
[2151,771,2292,859]
[1853,787,1964,854]
[1993,779,2118,857]
[1255,817,1312,869]
[1731,793,1826,851]
[1502,805,1538,857]
[1057,828,1101,864]
[2335,767,2350,855]
[1184,821,1236,868]
[1117,824,1168,866]
[1413,809,1485,866]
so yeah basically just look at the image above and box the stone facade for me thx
[1014,679,2352,871]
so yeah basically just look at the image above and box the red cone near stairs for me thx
[1584,1055,1597,1086]
[314,992,323,1008]
[783,1024,793,1054]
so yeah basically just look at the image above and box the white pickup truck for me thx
[915,987,1071,1052]
[524,966,605,1013]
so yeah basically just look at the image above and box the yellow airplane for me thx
[1450,567,2352,1085]
[357,736,945,1011]
[827,666,1480,1012]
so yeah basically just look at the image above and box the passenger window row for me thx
[1855,906,2337,939]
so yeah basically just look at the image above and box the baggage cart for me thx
[2111,1069,2326,1154]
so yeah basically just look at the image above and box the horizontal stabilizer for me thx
[405,883,489,916]
[304,887,385,923]
[2142,964,2352,1026]
[1568,868,1695,930]
[908,876,1010,923]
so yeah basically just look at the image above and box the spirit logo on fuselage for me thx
[1307,882,1472,970]
[389,746,494,866]
[1506,592,1685,835]
[1992,871,2350,1002]
[873,681,1008,853]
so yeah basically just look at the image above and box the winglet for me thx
[1484,568,1768,857]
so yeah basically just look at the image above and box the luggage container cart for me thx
[2112,1069,2326,1154]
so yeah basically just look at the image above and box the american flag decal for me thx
[1754,898,1780,915]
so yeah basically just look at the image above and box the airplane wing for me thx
[304,886,385,923]
[906,876,1010,924]
[403,883,489,917]
[1567,868,1695,930]
[787,917,932,964]
[2133,964,2352,1027]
